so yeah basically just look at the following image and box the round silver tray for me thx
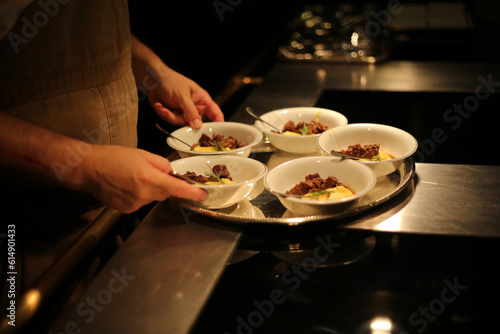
[172,152,416,226]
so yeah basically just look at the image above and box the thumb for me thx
[143,151,173,173]
[144,152,208,202]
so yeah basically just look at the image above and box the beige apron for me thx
[0,0,138,290]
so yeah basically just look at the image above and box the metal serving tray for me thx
[170,148,415,226]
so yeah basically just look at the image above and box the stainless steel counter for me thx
[228,60,500,237]
[49,201,241,334]
[233,60,500,126]
[48,162,500,333]
[344,163,500,237]
[49,61,500,333]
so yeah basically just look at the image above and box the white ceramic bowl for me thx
[253,107,348,154]
[264,156,376,216]
[170,156,267,209]
[167,122,263,158]
[317,123,418,177]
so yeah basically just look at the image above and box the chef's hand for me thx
[79,145,208,213]
[147,67,224,129]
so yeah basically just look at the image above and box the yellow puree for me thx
[193,146,231,152]
[283,131,302,136]
[360,151,392,161]
[303,186,354,200]
[204,178,235,185]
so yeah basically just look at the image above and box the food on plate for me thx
[192,133,247,152]
[182,164,235,185]
[278,120,329,136]
[286,173,354,200]
[341,144,394,161]
[272,111,328,136]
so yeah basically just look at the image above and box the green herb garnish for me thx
[299,125,311,135]
[307,189,331,197]
[210,140,225,151]
[305,186,340,199]
[204,164,222,182]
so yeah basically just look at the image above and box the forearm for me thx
[0,112,209,213]
[0,112,88,189]
[130,35,172,91]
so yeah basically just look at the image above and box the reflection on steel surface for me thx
[171,157,415,225]
[278,3,392,63]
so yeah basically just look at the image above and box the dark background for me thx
[127,0,500,163]
[127,0,306,153]
[127,0,304,101]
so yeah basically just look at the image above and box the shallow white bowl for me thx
[254,107,348,154]
[170,156,267,209]
[167,122,263,158]
[317,123,418,177]
[264,156,376,216]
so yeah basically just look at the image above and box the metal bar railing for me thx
[0,207,126,334]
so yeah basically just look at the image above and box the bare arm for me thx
[130,35,224,129]
[0,111,83,188]
[0,112,208,213]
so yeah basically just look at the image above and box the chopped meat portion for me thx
[193,175,211,183]
[193,133,246,150]
[183,171,198,180]
[323,176,340,189]
[182,164,233,183]
[341,144,380,159]
[213,134,224,143]
[275,120,329,135]
[212,164,232,180]
[184,172,210,183]
[283,121,297,133]
[314,121,329,133]
[305,173,321,180]
[287,173,342,196]
[198,133,212,147]
[223,137,238,150]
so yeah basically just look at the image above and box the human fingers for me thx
[201,99,224,122]
[152,101,187,127]
[177,96,203,129]
[146,168,208,202]
[166,174,209,202]
[144,153,208,202]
